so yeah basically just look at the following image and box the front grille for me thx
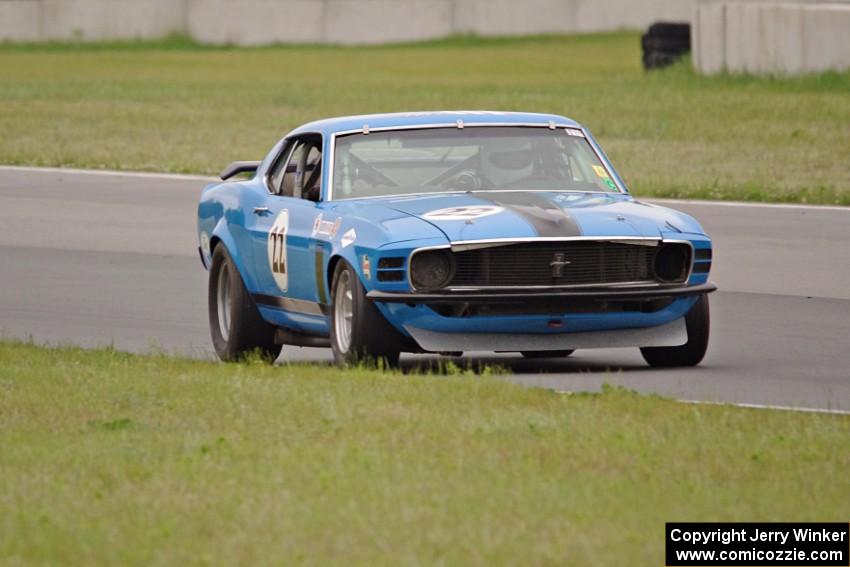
[446,241,657,288]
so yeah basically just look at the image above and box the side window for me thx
[268,134,323,200]
[267,140,294,195]
[280,142,306,198]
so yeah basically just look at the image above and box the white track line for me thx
[0,165,216,182]
[647,197,850,213]
[679,399,850,415]
[557,390,850,415]
[1,165,849,212]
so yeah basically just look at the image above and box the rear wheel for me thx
[330,261,402,367]
[520,350,574,359]
[209,245,281,363]
[640,294,709,367]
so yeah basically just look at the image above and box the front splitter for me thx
[404,317,687,352]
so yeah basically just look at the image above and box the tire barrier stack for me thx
[641,22,691,70]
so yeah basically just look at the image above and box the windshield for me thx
[331,126,621,199]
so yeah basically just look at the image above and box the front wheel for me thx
[209,245,281,363]
[640,294,710,368]
[330,261,402,367]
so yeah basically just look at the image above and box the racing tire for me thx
[330,260,402,368]
[641,22,691,70]
[520,350,575,359]
[640,294,709,368]
[643,50,686,70]
[647,22,691,39]
[209,245,281,363]
[641,35,690,52]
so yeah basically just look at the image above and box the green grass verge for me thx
[1,340,848,565]
[0,33,848,204]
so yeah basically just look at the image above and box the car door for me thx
[248,134,328,329]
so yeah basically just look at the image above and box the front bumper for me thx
[366,282,717,304]
[369,283,716,351]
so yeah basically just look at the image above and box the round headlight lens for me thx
[654,244,690,283]
[410,250,454,290]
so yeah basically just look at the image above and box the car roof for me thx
[288,111,582,137]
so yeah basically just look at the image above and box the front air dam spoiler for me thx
[405,317,689,352]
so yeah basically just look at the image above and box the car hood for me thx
[371,191,705,242]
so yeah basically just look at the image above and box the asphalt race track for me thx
[2,167,849,411]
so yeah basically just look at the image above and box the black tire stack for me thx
[641,22,691,70]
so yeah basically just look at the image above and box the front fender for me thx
[325,235,449,340]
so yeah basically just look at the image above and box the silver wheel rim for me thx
[216,263,232,341]
[334,270,354,353]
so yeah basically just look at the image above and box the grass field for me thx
[1,340,848,565]
[1,34,848,204]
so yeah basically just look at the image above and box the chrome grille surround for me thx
[408,238,694,291]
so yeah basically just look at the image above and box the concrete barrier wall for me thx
[4,0,846,76]
[186,0,325,45]
[572,0,697,32]
[328,0,456,44]
[693,0,850,75]
[0,0,41,41]
[39,0,185,40]
[453,0,579,36]
[0,0,698,44]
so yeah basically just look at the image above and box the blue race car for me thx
[197,111,716,367]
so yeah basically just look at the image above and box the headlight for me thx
[654,243,691,283]
[410,250,454,290]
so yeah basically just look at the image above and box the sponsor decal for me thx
[199,232,211,260]
[423,205,504,222]
[341,228,357,248]
[361,255,372,280]
[267,210,289,291]
[565,127,585,137]
[592,165,610,179]
[312,214,342,239]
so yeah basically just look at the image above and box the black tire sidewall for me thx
[647,22,691,39]
[329,261,352,364]
[208,245,280,362]
[640,294,710,367]
[642,36,689,52]
[208,246,234,359]
[330,260,401,366]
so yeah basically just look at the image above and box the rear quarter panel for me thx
[197,179,267,293]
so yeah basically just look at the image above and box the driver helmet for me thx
[480,137,535,186]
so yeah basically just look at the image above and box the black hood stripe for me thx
[471,191,582,237]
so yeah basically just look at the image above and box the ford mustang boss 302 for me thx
[197,111,715,367]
